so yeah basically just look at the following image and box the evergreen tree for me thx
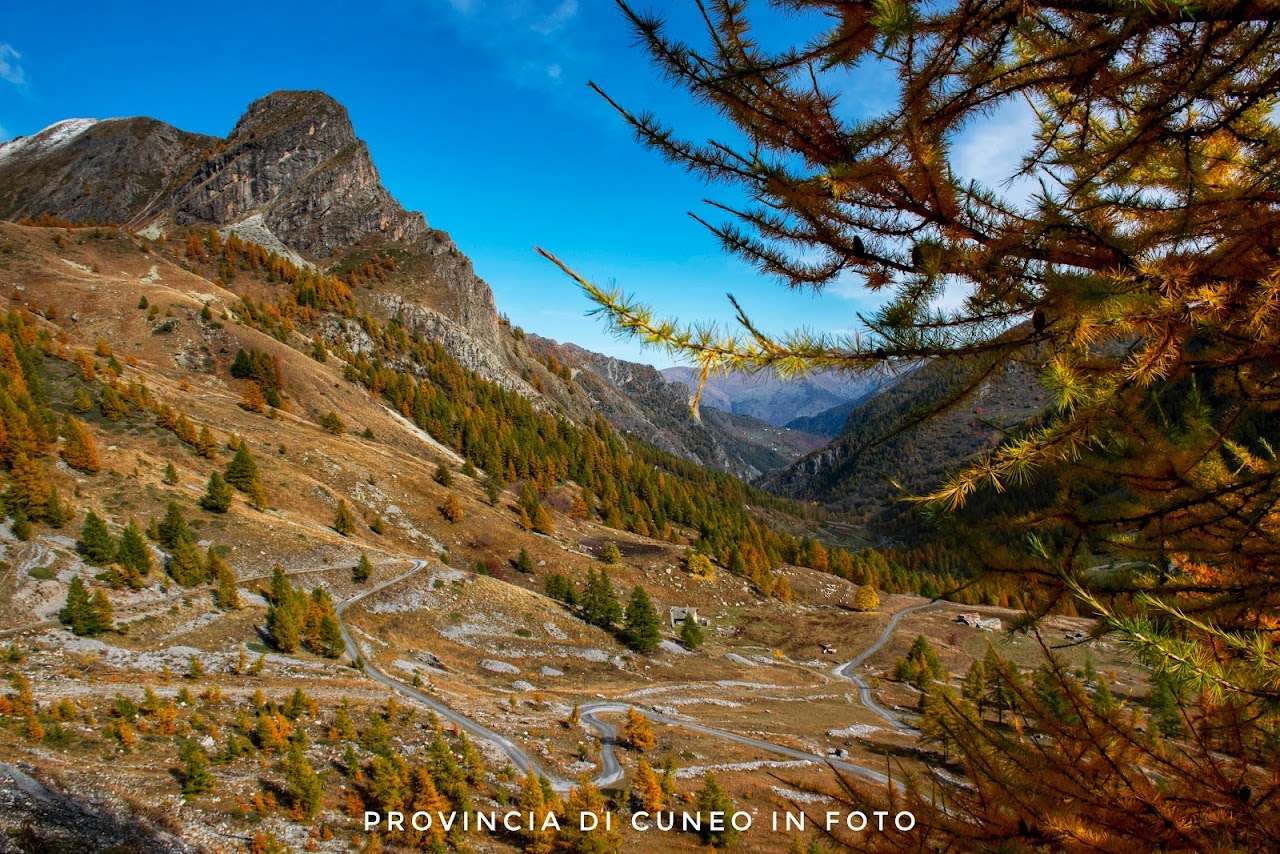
[210,548,240,610]
[1150,676,1184,740]
[195,425,218,459]
[434,462,453,486]
[116,519,152,583]
[679,616,704,650]
[353,552,374,583]
[99,384,127,421]
[42,486,68,529]
[167,535,206,586]
[79,510,115,566]
[696,773,739,848]
[269,564,291,605]
[895,635,945,693]
[88,590,113,634]
[199,471,233,513]
[283,740,323,819]
[558,779,622,854]
[545,573,576,607]
[60,577,95,636]
[333,499,356,535]
[623,586,662,653]
[157,501,191,550]
[267,599,301,653]
[580,568,622,629]
[316,612,345,659]
[179,741,214,798]
[516,547,535,574]
[10,508,30,541]
[224,443,260,492]
[600,541,622,565]
[162,461,179,485]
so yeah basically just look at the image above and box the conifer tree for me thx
[61,577,95,635]
[439,494,464,523]
[623,706,656,751]
[516,548,535,574]
[623,586,662,653]
[434,462,453,487]
[518,766,553,854]
[268,598,300,654]
[157,501,191,550]
[558,778,621,854]
[72,387,93,414]
[679,616,704,650]
[60,415,100,473]
[630,759,665,813]
[116,519,152,583]
[600,541,621,565]
[88,589,113,634]
[334,499,356,535]
[695,773,738,848]
[199,471,233,513]
[79,510,115,566]
[353,552,374,583]
[43,486,68,529]
[8,453,48,514]
[167,535,206,586]
[240,381,266,412]
[179,740,214,798]
[283,739,323,819]
[209,548,240,610]
[195,425,218,459]
[99,384,127,421]
[224,443,260,492]
[162,461,179,485]
[531,503,555,536]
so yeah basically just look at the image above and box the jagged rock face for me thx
[171,91,429,258]
[0,117,217,225]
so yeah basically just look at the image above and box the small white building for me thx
[669,606,699,628]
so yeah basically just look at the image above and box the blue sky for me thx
[0,1,1033,367]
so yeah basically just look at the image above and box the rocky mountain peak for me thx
[172,90,429,258]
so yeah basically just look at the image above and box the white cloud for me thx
[0,44,25,86]
[952,98,1040,206]
[531,0,577,35]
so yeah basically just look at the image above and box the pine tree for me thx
[60,415,100,473]
[679,616,704,650]
[1149,676,1184,740]
[434,462,453,487]
[630,759,665,813]
[600,541,621,565]
[696,773,738,847]
[623,586,662,653]
[531,503,555,535]
[333,499,356,535]
[517,766,553,854]
[99,384,127,421]
[79,510,115,566]
[195,425,218,458]
[163,461,179,485]
[179,740,214,798]
[516,548,535,574]
[157,501,191,549]
[316,612,345,659]
[42,487,69,529]
[268,599,301,653]
[61,577,95,635]
[116,519,152,582]
[167,535,206,586]
[210,548,240,610]
[353,552,374,583]
[224,443,260,492]
[72,387,93,414]
[558,778,621,853]
[8,453,48,513]
[199,471,233,513]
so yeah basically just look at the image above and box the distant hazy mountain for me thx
[661,366,893,434]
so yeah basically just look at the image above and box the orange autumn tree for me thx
[60,415,101,473]
[544,1,1280,849]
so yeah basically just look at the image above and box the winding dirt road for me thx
[337,560,931,791]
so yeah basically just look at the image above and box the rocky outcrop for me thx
[171,90,429,258]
